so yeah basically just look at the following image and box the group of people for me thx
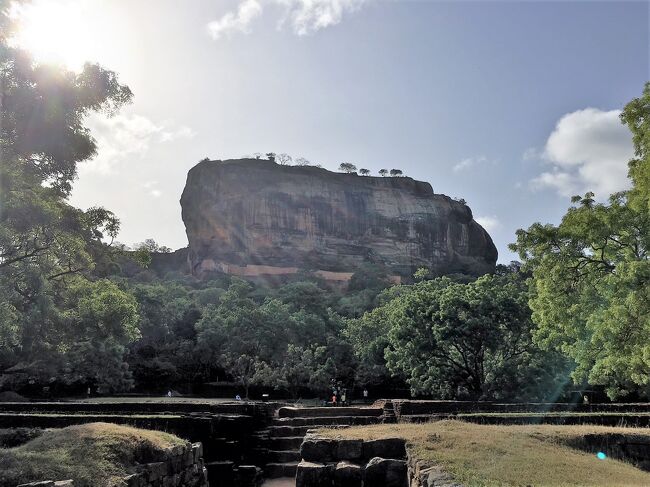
[328,380,370,406]
[331,386,348,406]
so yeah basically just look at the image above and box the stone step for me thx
[267,436,305,450]
[267,449,301,462]
[265,462,299,479]
[278,406,383,418]
[273,416,381,427]
[205,460,235,483]
[269,425,310,437]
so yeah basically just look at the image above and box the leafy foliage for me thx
[349,274,568,400]
[339,162,357,173]
[0,6,137,393]
[511,83,650,399]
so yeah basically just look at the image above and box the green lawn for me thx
[319,420,650,486]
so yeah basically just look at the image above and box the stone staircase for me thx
[259,405,385,481]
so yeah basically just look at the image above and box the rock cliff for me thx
[180,159,497,281]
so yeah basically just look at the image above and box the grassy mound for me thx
[320,420,650,486]
[0,390,28,402]
[0,422,186,487]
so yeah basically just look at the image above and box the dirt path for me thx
[261,477,295,487]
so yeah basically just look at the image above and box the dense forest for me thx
[1,2,648,403]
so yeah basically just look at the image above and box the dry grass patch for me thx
[318,420,650,486]
[0,422,185,487]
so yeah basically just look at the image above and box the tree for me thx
[383,275,566,400]
[277,153,292,165]
[389,169,403,177]
[295,157,311,166]
[379,169,388,177]
[620,83,650,214]
[195,279,292,398]
[359,168,370,176]
[511,84,650,400]
[413,267,431,281]
[266,152,276,162]
[0,6,137,394]
[339,163,357,173]
[253,153,262,159]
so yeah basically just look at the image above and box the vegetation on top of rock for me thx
[339,162,357,173]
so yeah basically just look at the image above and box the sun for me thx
[10,0,96,71]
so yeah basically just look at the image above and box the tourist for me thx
[332,393,337,406]
[235,394,242,401]
[363,388,368,403]
[341,390,347,406]
[167,390,172,398]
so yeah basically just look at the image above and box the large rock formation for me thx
[180,159,497,282]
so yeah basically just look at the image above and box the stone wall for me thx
[406,452,463,487]
[17,442,208,487]
[296,433,408,487]
[124,442,208,487]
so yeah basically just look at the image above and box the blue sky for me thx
[16,0,647,262]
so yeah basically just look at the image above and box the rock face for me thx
[180,159,497,281]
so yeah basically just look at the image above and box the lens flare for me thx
[9,0,95,71]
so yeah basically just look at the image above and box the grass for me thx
[318,420,650,486]
[0,422,186,487]
[457,412,650,417]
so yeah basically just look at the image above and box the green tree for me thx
[195,279,292,397]
[359,168,370,176]
[383,275,565,399]
[379,169,388,177]
[389,169,403,177]
[0,5,137,394]
[511,84,650,399]
[339,163,357,173]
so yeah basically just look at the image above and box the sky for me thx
[11,0,650,262]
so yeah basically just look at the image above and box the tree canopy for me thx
[0,5,137,393]
[339,163,357,173]
[511,83,650,399]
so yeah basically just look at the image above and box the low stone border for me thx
[296,433,409,487]
[295,433,464,487]
[124,442,208,487]
[18,442,209,487]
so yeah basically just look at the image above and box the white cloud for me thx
[279,0,367,36]
[81,113,194,175]
[453,155,490,172]
[142,181,162,198]
[207,0,366,39]
[207,0,263,40]
[530,108,633,198]
[522,147,541,161]
[475,215,501,233]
